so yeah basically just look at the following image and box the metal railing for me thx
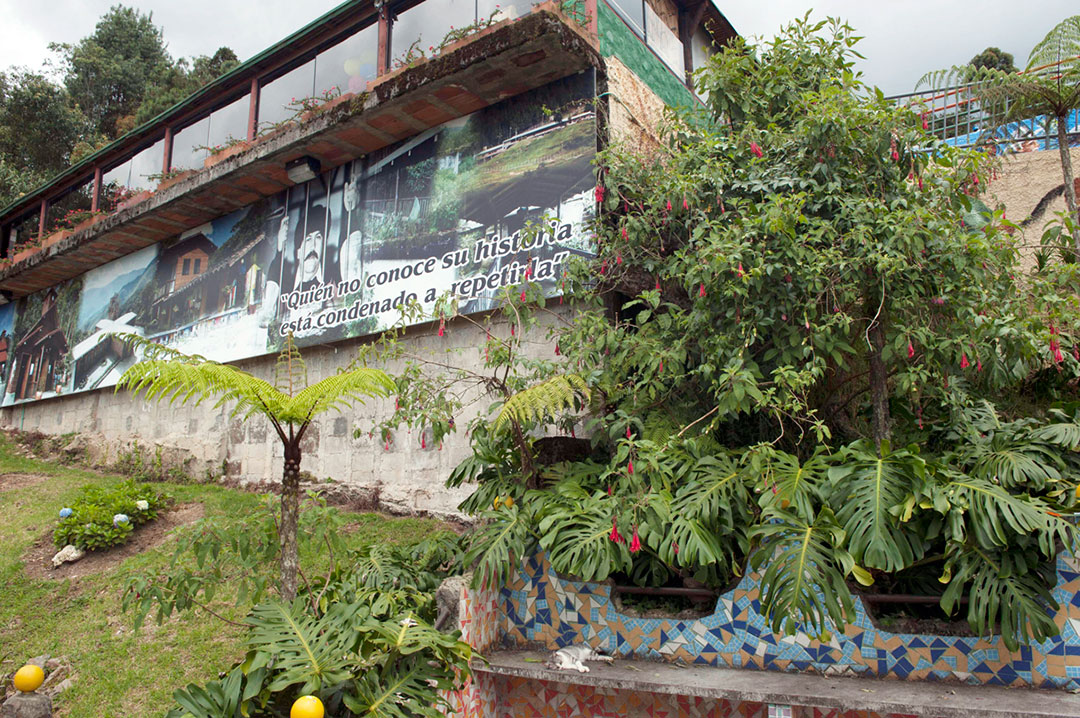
[887,56,1080,152]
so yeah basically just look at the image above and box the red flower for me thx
[555,343,560,356]
[683,197,689,210]
[665,199,672,212]
[921,113,929,131]
[628,459,634,475]
[736,263,745,277]
[438,318,445,337]
[626,426,632,439]
[659,359,664,373]
[917,176,923,190]
[609,517,624,544]
[629,526,641,553]
[655,277,661,292]
[977,359,983,372]
[672,541,679,554]
[621,226,628,240]
[511,323,515,336]
[616,254,623,265]
[421,434,426,449]
[907,341,915,359]
[699,283,706,298]
[595,184,605,203]
[600,260,607,275]
[520,289,527,302]
[750,141,763,158]
[960,353,969,369]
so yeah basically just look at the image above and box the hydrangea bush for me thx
[54,480,169,551]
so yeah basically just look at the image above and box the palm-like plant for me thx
[116,333,395,600]
[923,15,1080,250]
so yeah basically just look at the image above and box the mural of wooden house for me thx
[11,289,69,401]
[149,234,217,329]
[71,312,142,391]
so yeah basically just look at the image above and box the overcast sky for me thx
[0,0,1075,96]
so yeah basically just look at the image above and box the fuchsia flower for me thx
[628,459,634,475]
[421,434,426,449]
[672,541,679,555]
[977,359,983,372]
[665,199,672,212]
[600,260,607,275]
[908,341,915,359]
[554,343,560,356]
[609,517,624,544]
[699,283,706,298]
[736,263,745,278]
[595,185,605,203]
[438,318,445,337]
[626,426,632,439]
[655,277,661,291]
[659,359,664,373]
[520,289,527,302]
[511,323,515,336]
[616,254,623,265]
[922,113,929,131]
[629,526,641,553]
[621,226,628,240]
[750,141,763,158]
[960,353,970,369]
[683,197,689,210]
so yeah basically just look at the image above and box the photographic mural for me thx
[0,72,597,406]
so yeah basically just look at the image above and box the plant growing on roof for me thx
[116,332,395,600]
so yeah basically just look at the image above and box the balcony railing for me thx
[888,56,1080,152]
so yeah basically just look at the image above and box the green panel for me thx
[598,2,696,110]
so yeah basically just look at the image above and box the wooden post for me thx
[585,0,598,40]
[248,77,260,140]
[91,167,103,213]
[162,127,174,174]
[377,3,391,76]
[37,200,47,239]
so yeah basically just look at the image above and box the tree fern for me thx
[493,373,589,433]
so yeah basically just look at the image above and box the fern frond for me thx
[284,368,396,424]
[275,332,308,397]
[493,374,589,432]
[1027,15,1080,70]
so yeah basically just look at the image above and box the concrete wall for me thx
[0,312,562,518]
[988,145,1080,247]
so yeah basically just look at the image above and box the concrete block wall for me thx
[0,312,564,518]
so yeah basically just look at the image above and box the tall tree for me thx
[0,70,85,206]
[969,46,1016,73]
[50,5,173,138]
[134,47,240,126]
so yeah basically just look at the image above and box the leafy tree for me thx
[926,15,1080,252]
[0,70,86,205]
[50,5,173,138]
[116,333,395,600]
[134,47,240,126]
[969,46,1016,73]
[379,16,1080,649]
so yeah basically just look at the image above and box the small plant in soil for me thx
[54,480,169,551]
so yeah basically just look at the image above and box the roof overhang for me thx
[0,7,601,298]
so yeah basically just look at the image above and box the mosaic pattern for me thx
[497,552,1080,691]
[443,582,501,717]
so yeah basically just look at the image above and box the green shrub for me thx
[54,480,170,551]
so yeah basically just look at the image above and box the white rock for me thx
[51,545,85,568]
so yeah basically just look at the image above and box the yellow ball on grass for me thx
[13,664,44,693]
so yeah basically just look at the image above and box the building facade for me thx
[0,0,735,515]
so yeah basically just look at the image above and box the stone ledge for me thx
[476,650,1080,718]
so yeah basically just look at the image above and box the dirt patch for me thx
[22,503,206,581]
[0,472,50,491]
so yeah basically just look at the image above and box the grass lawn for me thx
[0,434,452,717]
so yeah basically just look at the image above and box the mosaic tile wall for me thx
[479,676,923,718]
[498,551,1080,691]
[443,581,501,717]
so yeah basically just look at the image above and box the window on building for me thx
[391,0,476,65]
[314,23,379,98]
[182,258,191,275]
[206,94,251,152]
[193,258,202,274]
[606,0,645,34]
[258,59,316,129]
[172,116,212,172]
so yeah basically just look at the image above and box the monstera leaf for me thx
[826,440,925,572]
[749,507,871,637]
